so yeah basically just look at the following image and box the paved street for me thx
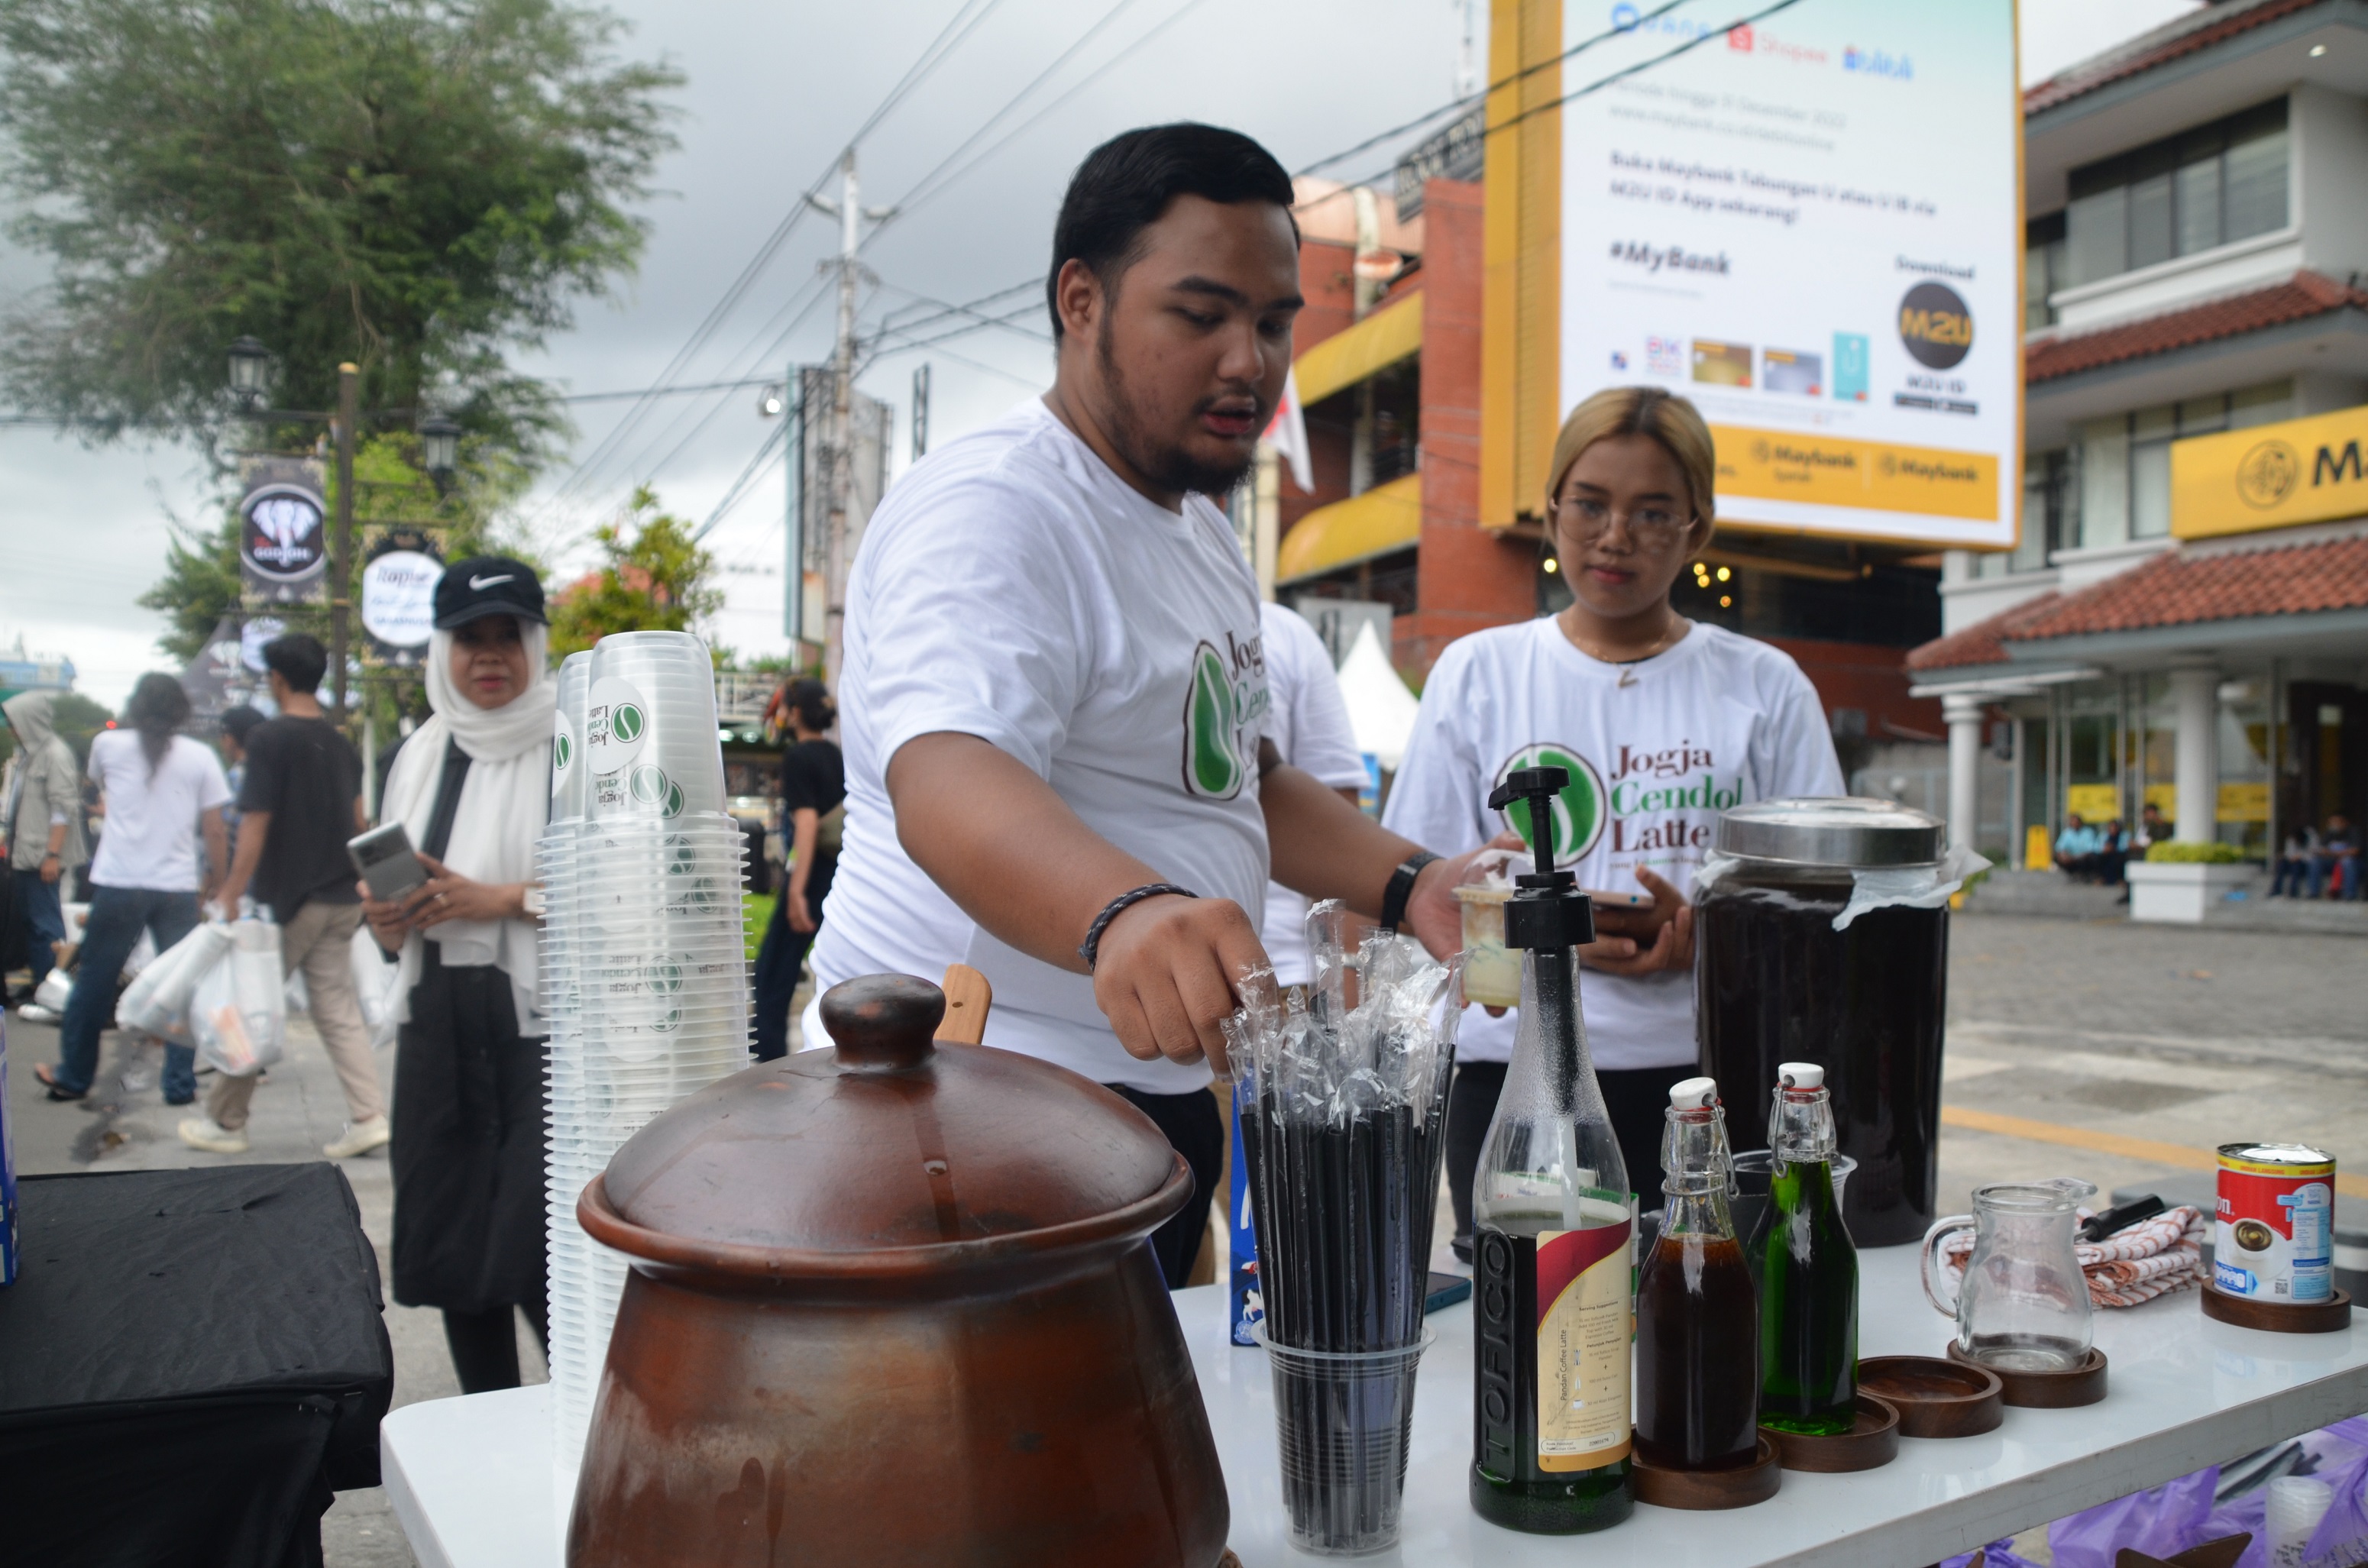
[5,911,2363,1566]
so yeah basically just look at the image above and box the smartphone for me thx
[1425,1271,1473,1312]
[349,822,429,904]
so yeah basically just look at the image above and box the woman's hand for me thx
[786,891,817,933]
[1577,866,1695,977]
[410,854,527,927]
[358,876,426,953]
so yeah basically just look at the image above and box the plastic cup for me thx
[1454,886,1519,1008]
[1257,1326,1435,1556]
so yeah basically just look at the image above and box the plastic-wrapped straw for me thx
[1225,900,1460,1554]
[542,635,751,1515]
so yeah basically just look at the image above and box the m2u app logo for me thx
[1899,282,1972,370]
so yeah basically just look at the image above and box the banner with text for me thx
[1561,0,2021,547]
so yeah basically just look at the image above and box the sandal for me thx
[33,1062,86,1101]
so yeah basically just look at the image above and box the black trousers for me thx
[752,855,835,1062]
[1444,1060,1698,1254]
[443,1288,551,1395]
[1111,1085,1225,1289]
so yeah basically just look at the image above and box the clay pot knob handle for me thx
[821,974,944,1072]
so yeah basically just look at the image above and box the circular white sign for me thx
[360,551,442,648]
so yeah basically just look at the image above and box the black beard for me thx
[1095,317,1258,498]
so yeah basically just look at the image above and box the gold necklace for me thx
[1560,613,1690,680]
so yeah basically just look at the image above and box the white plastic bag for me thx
[351,926,399,1049]
[33,968,71,1012]
[191,917,285,1078]
[116,921,235,1039]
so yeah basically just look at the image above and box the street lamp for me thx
[419,415,462,495]
[227,337,271,408]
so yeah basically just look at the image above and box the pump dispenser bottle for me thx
[1468,767,1632,1534]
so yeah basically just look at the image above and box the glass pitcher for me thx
[1920,1179,2096,1372]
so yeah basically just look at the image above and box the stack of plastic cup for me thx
[539,635,749,1509]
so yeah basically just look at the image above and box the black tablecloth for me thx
[0,1163,396,1568]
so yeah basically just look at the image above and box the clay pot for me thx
[568,973,1230,1567]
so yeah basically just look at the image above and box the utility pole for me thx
[807,150,891,693]
[332,362,358,718]
[911,362,931,462]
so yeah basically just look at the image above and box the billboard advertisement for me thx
[1560,0,2021,548]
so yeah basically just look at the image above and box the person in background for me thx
[2054,813,2103,881]
[178,635,387,1159]
[2135,801,2169,855]
[2318,814,2360,900]
[2,691,90,993]
[362,560,555,1394]
[1256,602,1370,983]
[216,704,264,842]
[751,677,843,1061]
[1383,386,1844,1253]
[40,674,228,1104]
[2097,816,2131,887]
[2272,821,2322,897]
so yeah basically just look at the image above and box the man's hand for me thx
[1090,893,1266,1075]
[38,853,60,885]
[1578,866,1694,977]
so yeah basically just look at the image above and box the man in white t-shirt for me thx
[817,124,1475,1285]
[44,674,231,1104]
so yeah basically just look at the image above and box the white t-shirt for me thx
[1257,602,1368,985]
[1380,617,1842,1069]
[86,731,232,893]
[814,399,1272,1094]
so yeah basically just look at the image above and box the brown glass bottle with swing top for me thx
[1634,1076,1760,1470]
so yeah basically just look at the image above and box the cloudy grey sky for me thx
[1,0,2200,706]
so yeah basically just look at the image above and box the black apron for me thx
[389,740,549,1312]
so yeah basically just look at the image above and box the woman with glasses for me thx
[1383,387,1843,1257]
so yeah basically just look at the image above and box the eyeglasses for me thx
[1552,493,1692,545]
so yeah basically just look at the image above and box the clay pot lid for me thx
[599,974,1183,1261]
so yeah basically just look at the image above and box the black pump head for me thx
[1486,766,1594,951]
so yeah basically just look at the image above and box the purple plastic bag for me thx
[2301,1442,2368,1566]
[2050,1466,2221,1568]
[1941,1542,2045,1568]
[2196,1422,2368,1568]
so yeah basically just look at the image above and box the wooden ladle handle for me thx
[937,963,992,1046]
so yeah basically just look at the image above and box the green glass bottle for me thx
[1469,768,1633,1534]
[1756,1062,1858,1436]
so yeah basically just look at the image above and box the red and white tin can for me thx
[2214,1143,2335,1304]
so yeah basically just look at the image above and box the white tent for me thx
[1334,619,1422,771]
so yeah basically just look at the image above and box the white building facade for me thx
[1913,0,2368,868]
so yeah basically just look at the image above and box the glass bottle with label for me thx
[1469,767,1633,1535]
[1757,1062,1859,1436]
[1635,1077,1760,1471]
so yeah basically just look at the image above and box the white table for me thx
[383,1246,2366,1568]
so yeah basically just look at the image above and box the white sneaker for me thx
[323,1115,391,1159]
[179,1116,249,1154]
[15,1004,59,1025]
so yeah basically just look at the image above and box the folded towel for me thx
[1940,1205,2209,1309]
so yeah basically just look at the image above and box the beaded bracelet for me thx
[1078,883,1198,973]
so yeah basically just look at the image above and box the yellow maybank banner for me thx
[1710,426,2000,522]
[2175,403,2368,538]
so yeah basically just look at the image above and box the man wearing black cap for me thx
[181,631,386,1157]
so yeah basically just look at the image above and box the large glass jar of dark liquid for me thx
[1695,799,1952,1247]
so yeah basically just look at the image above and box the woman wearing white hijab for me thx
[364,558,556,1393]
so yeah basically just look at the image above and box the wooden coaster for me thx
[1762,1394,1901,1473]
[1855,1355,2004,1437]
[1630,1433,1783,1510]
[2201,1284,2354,1334]
[1944,1341,2108,1408]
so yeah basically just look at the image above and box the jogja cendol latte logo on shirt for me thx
[1494,741,1745,858]
[1182,630,1270,800]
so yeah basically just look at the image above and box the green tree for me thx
[0,0,679,460]
[549,488,723,657]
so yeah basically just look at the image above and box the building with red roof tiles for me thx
[1911,0,2368,881]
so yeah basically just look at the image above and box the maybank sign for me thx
[2173,403,2368,538]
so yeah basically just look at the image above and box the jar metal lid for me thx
[1715,797,1946,868]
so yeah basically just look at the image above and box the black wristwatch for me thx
[1380,852,1441,933]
